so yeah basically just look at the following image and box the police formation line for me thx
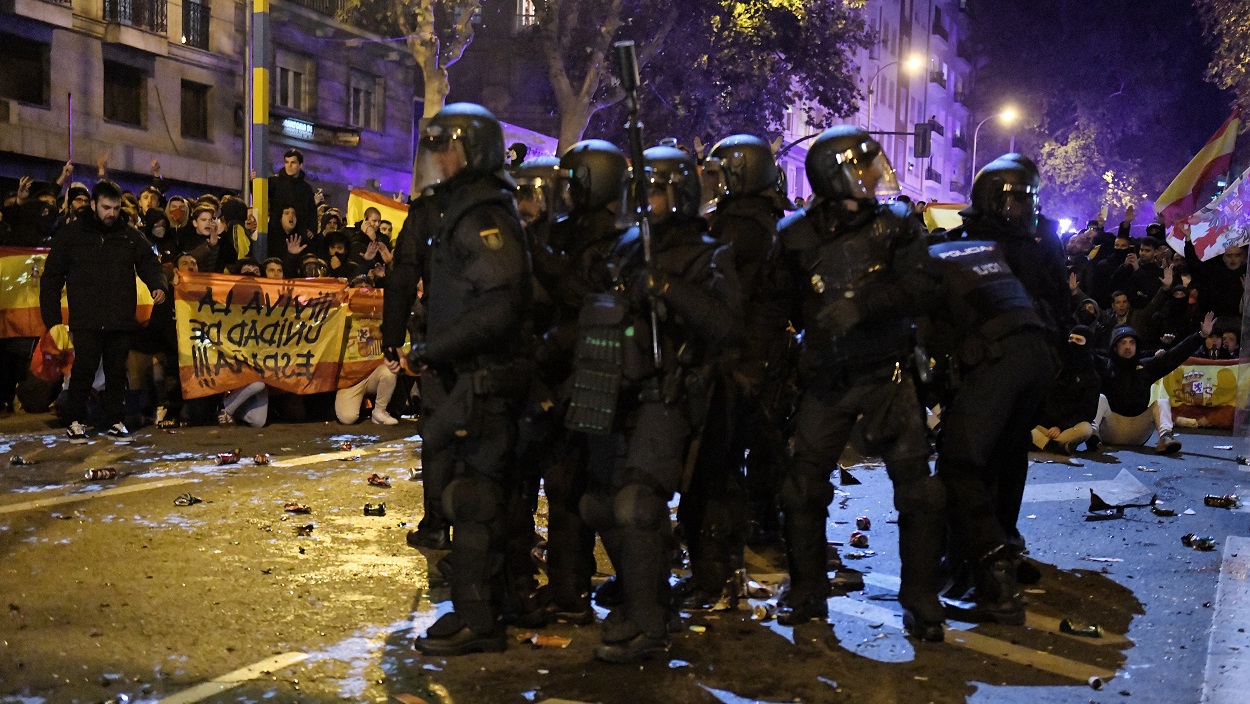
[384,102,1087,664]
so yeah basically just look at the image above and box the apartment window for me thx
[274,51,314,113]
[0,34,50,106]
[103,60,145,127]
[515,0,537,30]
[181,80,209,139]
[348,73,382,131]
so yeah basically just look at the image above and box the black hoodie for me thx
[1095,326,1202,417]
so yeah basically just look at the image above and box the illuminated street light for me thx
[971,106,1021,179]
[865,52,926,131]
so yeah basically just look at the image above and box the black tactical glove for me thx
[406,341,429,369]
[816,297,863,336]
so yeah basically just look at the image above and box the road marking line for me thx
[270,436,420,468]
[0,478,198,515]
[948,629,1115,682]
[1023,467,1150,503]
[1202,536,1250,704]
[156,652,308,704]
[860,572,1128,646]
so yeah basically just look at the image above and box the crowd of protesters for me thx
[0,149,409,436]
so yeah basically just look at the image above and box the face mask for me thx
[152,225,167,238]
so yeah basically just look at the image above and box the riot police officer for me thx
[775,126,946,641]
[930,159,1056,624]
[946,155,1067,555]
[406,103,533,656]
[679,134,793,608]
[569,146,742,662]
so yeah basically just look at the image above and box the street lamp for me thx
[865,53,925,131]
[970,106,1019,179]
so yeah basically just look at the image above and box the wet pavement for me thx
[1,413,1248,704]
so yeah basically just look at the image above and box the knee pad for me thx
[442,477,502,524]
[612,483,668,530]
[579,491,615,532]
[894,475,946,515]
[778,471,833,514]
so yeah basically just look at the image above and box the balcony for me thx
[286,0,345,16]
[929,70,947,89]
[103,0,167,33]
[928,118,945,137]
[932,21,948,42]
[925,166,943,184]
[181,1,209,50]
[950,181,967,195]
[951,133,968,150]
[953,88,968,105]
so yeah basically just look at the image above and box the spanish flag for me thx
[1155,109,1240,227]
[0,246,153,339]
[345,189,409,233]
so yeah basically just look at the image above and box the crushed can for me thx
[283,502,311,514]
[253,453,271,466]
[10,455,34,466]
[1059,618,1103,638]
[1182,533,1217,551]
[367,473,392,488]
[849,531,869,549]
[338,441,354,451]
[855,516,871,531]
[363,502,387,517]
[752,603,777,622]
[85,468,118,480]
[1204,494,1240,509]
[216,451,240,466]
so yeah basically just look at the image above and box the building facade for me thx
[0,0,416,206]
[777,0,975,205]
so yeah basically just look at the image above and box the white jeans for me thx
[1093,394,1173,446]
[334,365,398,424]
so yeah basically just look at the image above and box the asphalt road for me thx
[0,413,1247,704]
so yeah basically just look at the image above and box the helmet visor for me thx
[997,183,1039,235]
[698,157,729,215]
[414,126,467,192]
[842,151,900,201]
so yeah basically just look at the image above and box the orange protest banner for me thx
[174,272,349,399]
[338,286,386,389]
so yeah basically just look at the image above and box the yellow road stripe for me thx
[0,478,198,515]
[156,652,307,704]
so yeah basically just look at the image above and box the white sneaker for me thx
[106,422,133,443]
[66,421,89,444]
[371,409,400,426]
[154,405,168,424]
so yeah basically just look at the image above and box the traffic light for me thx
[913,123,932,159]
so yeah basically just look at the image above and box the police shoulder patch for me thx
[479,227,504,251]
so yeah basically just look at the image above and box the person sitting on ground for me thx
[1092,313,1214,455]
[334,351,401,426]
[1031,325,1101,454]
[218,382,268,428]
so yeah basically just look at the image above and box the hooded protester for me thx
[1092,315,1213,454]
[141,207,179,259]
[220,197,254,262]
[1031,325,1101,454]
[166,196,196,252]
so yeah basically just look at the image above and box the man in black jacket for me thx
[40,180,166,443]
[267,148,318,255]
[1093,314,1213,454]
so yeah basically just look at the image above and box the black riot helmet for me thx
[642,145,702,222]
[970,155,1041,236]
[559,139,628,212]
[805,126,900,202]
[413,103,506,192]
[703,134,781,207]
[512,156,566,225]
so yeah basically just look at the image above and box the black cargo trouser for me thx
[65,329,132,427]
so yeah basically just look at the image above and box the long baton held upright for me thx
[613,40,662,368]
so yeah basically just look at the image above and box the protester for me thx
[1093,314,1214,454]
[39,180,167,443]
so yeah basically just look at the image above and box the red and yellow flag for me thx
[0,246,152,338]
[338,286,386,389]
[174,272,350,399]
[346,189,409,232]
[1156,109,1241,227]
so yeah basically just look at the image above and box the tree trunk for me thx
[556,99,595,155]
